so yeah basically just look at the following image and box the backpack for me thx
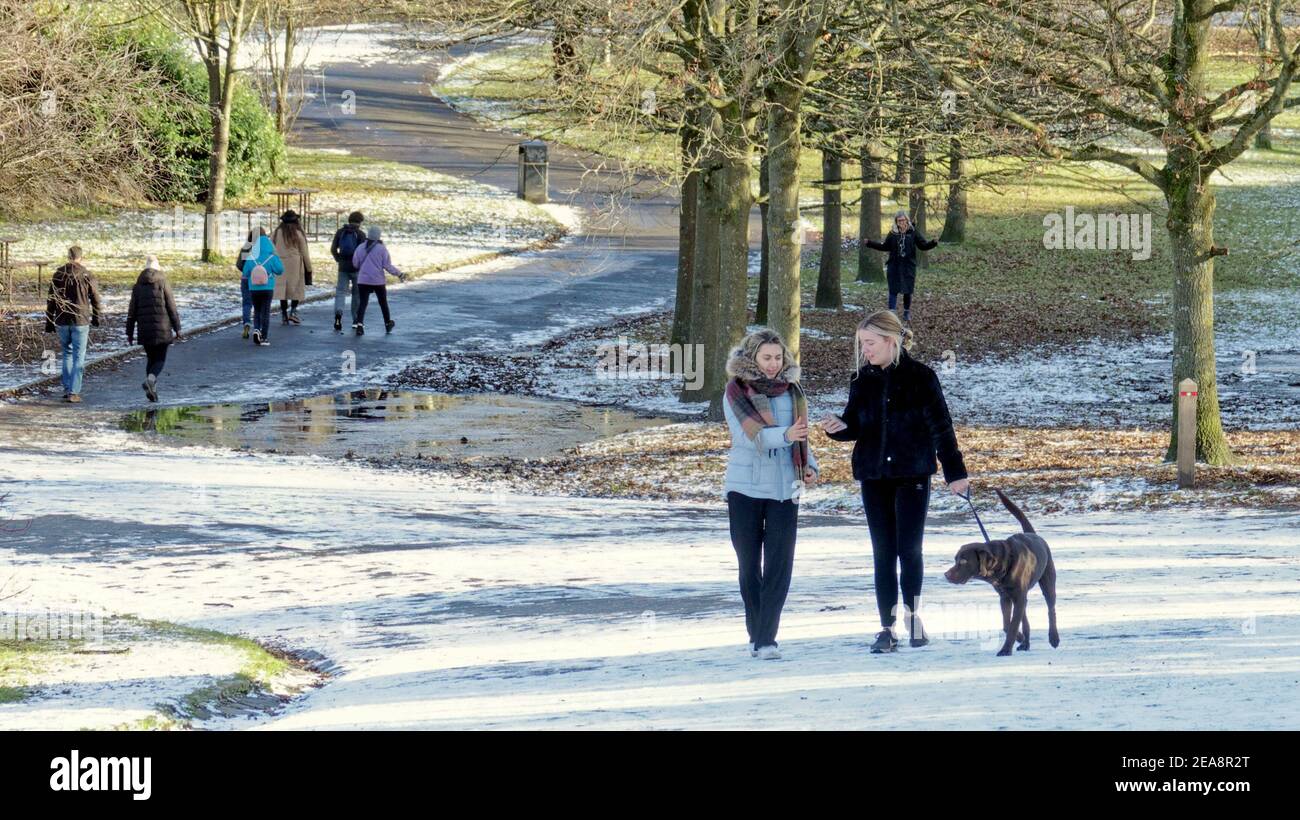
[338,225,362,263]
[250,262,269,287]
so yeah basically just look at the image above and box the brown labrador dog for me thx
[943,489,1059,656]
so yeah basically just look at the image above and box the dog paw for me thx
[1016,642,1030,651]
[996,646,1013,657]
[1049,634,1060,648]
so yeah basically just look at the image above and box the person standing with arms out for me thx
[43,246,102,403]
[243,227,284,346]
[351,226,406,336]
[330,211,366,333]
[723,328,819,661]
[272,210,311,326]
[126,256,182,403]
[819,310,969,654]
[862,211,937,324]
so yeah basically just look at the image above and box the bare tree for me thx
[152,0,261,263]
[906,0,1300,464]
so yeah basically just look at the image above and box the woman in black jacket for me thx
[126,256,182,403]
[819,310,970,653]
[862,211,937,323]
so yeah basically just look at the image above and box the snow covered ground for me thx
[2,415,1297,730]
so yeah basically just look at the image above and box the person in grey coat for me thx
[722,328,819,660]
[125,256,181,403]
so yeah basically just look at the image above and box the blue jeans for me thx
[334,269,358,322]
[56,324,89,395]
[241,277,252,326]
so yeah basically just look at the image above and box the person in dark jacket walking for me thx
[862,211,937,323]
[126,256,182,403]
[330,211,366,332]
[819,310,970,654]
[43,246,103,403]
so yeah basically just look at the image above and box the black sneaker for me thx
[354,323,364,336]
[870,629,898,654]
[907,615,929,648]
[252,330,262,345]
[334,314,343,332]
[385,319,395,334]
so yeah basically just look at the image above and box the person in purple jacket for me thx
[350,227,407,336]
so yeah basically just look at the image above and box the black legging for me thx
[355,284,391,325]
[727,491,798,649]
[888,292,913,313]
[860,477,930,628]
[143,343,168,379]
[280,299,300,318]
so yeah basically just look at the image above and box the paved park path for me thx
[21,41,683,410]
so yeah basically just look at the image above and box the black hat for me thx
[281,210,300,223]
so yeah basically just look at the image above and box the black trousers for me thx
[860,477,931,628]
[727,491,798,648]
[355,284,390,325]
[251,291,273,338]
[143,343,168,379]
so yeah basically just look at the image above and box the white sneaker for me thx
[756,645,782,660]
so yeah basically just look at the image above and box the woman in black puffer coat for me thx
[126,256,182,403]
[819,310,970,654]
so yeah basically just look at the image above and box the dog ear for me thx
[979,542,1013,576]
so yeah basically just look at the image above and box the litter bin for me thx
[518,140,549,204]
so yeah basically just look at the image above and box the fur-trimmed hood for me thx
[726,346,801,384]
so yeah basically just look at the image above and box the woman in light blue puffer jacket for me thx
[722,328,818,661]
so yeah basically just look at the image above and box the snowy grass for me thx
[0,614,315,730]
[1,418,1297,729]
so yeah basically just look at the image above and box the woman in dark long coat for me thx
[126,255,182,403]
[862,211,938,323]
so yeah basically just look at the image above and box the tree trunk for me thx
[766,98,803,361]
[939,136,967,243]
[858,141,884,282]
[712,134,754,419]
[1255,21,1273,150]
[681,144,721,407]
[757,151,770,323]
[275,14,295,135]
[203,55,230,263]
[890,140,908,203]
[670,103,701,349]
[1164,166,1233,465]
[908,138,928,269]
[815,150,842,308]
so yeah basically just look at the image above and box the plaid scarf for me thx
[725,375,809,483]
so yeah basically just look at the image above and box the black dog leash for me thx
[956,488,991,543]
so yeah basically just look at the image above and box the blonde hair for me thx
[726,327,800,383]
[852,310,914,372]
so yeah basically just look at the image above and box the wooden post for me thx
[1177,378,1198,488]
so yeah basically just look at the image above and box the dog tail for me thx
[995,488,1035,534]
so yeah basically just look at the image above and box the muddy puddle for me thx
[118,388,672,460]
